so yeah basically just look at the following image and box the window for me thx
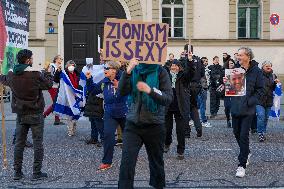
[162,0,184,38]
[238,0,260,39]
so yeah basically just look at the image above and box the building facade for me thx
[28,0,284,74]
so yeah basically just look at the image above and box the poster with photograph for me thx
[225,68,246,96]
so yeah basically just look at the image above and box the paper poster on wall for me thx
[102,18,169,64]
[0,0,30,75]
[224,68,246,96]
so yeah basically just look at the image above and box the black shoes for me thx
[13,171,24,180]
[197,130,202,137]
[227,120,232,128]
[176,153,185,160]
[31,172,48,181]
[164,145,170,153]
[85,138,98,145]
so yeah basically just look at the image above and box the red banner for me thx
[0,3,7,60]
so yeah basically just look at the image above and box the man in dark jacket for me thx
[256,61,280,142]
[181,44,204,137]
[208,56,224,118]
[231,47,264,178]
[118,58,173,189]
[0,49,53,180]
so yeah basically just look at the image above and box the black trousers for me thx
[190,92,202,132]
[165,111,185,154]
[210,88,220,115]
[14,114,44,174]
[119,121,166,189]
[232,115,253,168]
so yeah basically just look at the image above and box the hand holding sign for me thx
[137,81,151,94]
[127,58,139,74]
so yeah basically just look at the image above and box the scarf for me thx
[170,71,178,88]
[68,71,79,89]
[13,64,30,75]
[131,63,159,113]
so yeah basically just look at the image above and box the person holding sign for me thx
[0,49,53,180]
[230,47,264,178]
[118,58,173,189]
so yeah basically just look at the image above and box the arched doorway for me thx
[64,0,126,70]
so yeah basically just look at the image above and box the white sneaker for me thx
[202,122,212,128]
[188,120,194,126]
[246,153,252,166]
[236,166,246,178]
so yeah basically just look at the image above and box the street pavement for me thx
[0,92,283,188]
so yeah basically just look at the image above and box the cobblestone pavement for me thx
[0,92,283,188]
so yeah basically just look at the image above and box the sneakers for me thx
[236,166,246,178]
[31,172,48,181]
[259,134,266,142]
[13,171,24,180]
[176,153,184,160]
[164,145,170,153]
[115,139,123,146]
[202,122,212,128]
[188,120,194,126]
[98,163,112,171]
[246,153,252,166]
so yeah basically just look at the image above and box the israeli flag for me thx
[54,70,84,120]
[79,64,105,105]
[269,83,282,121]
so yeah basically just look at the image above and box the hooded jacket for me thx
[231,60,264,116]
[257,70,276,107]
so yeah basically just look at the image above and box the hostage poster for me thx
[103,18,169,64]
[224,68,246,96]
[0,0,29,74]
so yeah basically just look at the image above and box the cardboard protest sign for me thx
[224,68,246,96]
[103,18,169,64]
[0,0,30,75]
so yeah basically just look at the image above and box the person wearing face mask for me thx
[163,59,191,160]
[85,61,128,171]
[43,55,65,125]
[54,60,81,136]
[0,49,53,180]
[256,61,280,142]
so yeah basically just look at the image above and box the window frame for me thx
[237,0,261,39]
[161,0,186,39]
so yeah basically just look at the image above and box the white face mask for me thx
[68,65,75,72]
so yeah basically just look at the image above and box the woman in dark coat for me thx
[163,59,190,160]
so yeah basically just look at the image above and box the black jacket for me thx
[165,66,191,120]
[84,93,104,118]
[231,60,264,116]
[208,64,224,89]
[118,66,173,125]
[257,70,276,107]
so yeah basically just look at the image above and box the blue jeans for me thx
[197,89,207,123]
[102,113,126,164]
[89,117,104,141]
[256,105,271,135]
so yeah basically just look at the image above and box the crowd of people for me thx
[0,45,281,188]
